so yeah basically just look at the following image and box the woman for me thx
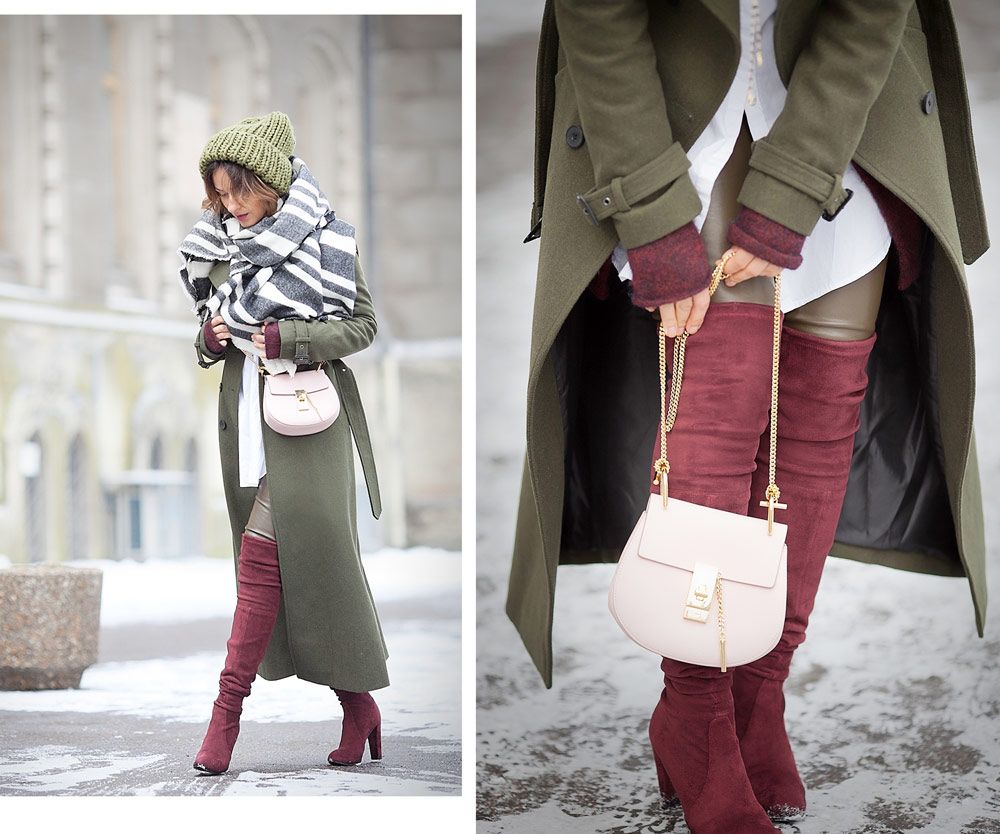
[507,1,989,831]
[178,111,387,775]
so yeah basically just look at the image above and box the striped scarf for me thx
[177,155,357,376]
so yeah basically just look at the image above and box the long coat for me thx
[194,255,388,693]
[508,0,991,687]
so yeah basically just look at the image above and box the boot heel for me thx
[368,723,382,760]
[653,750,679,807]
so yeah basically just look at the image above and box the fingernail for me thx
[688,326,699,334]
[665,326,677,337]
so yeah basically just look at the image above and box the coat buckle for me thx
[576,194,601,227]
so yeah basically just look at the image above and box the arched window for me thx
[296,33,363,226]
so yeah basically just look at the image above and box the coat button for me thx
[565,125,585,149]
[219,419,227,430]
[921,90,935,114]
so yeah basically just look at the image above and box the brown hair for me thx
[201,160,281,219]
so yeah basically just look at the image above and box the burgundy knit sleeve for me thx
[202,318,225,354]
[727,206,806,269]
[264,322,281,360]
[627,221,713,308]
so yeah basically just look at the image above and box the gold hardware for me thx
[295,389,310,412]
[655,251,787,525]
[716,575,727,672]
[683,564,719,623]
[759,484,788,535]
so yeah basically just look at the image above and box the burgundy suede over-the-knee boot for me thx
[193,532,282,775]
[733,324,877,821]
[328,689,382,765]
[646,302,781,833]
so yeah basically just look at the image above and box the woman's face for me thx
[211,168,271,227]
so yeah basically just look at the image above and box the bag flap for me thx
[265,369,331,395]
[637,492,786,588]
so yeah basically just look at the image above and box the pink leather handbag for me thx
[262,366,341,436]
[609,255,788,671]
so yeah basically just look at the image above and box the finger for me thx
[720,248,753,275]
[659,303,679,337]
[685,289,711,334]
[726,256,770,286]
[674,296,694,333]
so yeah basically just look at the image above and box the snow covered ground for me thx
[477,2,1000,832]
[0,548,460,796]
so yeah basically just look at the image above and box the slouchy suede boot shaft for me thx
[194,532,282,774]
[733,324,878,819]
[328,689,382,765]
[646,302,782,832]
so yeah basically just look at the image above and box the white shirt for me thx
[238,354,267,487]
[614,0,891,313]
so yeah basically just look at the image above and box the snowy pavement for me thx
[0,548,460,796]
[477,4,1000,833]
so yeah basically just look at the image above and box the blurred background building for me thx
[0,14,461,563]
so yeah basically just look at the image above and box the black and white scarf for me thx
[177,155,357,376]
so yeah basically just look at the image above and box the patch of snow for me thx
[0,746,165,794]
[218,768,444,797]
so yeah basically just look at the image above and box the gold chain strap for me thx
[652,249,787,532]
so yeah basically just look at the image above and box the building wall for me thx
[0,14,461,565]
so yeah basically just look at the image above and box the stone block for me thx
[432,50,461,95]
[377,17,461,51]
[374,51,435,99]
[0,565,103,690]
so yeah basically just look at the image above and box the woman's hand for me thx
[209,315,231,347]
[714,244,783,287]
[251,321,269,352]
[642,244,782,336]
[645,287,711,337]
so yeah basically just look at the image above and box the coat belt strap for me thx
[747,138,854,220]
[330,359,382,519]
[576,142,692,226]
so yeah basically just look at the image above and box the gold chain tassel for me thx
[716,575,727,672]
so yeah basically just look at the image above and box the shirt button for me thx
[746,91,756,106]
[921,90,935,114]
[219,419,227,430]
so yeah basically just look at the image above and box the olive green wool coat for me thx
[508,0,991,687]
[194,256,388,693]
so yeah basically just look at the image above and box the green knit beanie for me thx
[199,111,296,195]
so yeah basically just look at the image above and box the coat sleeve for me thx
[737,0,915,235]
[552,0,702,249]
[275,253,377,364]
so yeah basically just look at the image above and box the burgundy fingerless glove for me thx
[726,206,806,269]
[264,323,281,359]
[202,319,226,354]
[627,221,713,309]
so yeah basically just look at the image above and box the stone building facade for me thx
[0,15,461,564]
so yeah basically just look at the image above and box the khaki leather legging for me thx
[703,113,886,338]
[244,474,276,542]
